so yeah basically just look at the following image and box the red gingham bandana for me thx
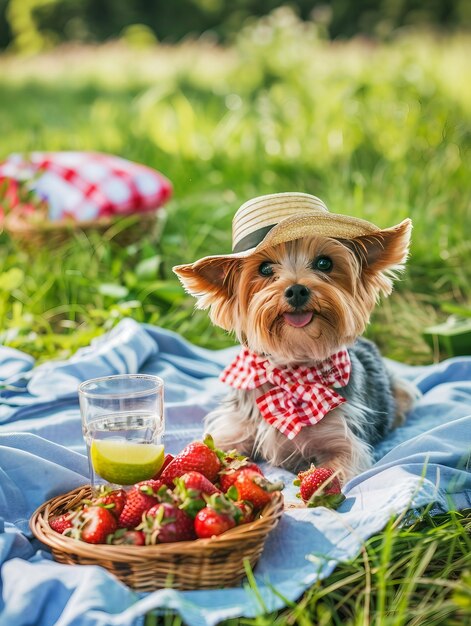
[220,348,351,440]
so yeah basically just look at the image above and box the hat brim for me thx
[174,211,385,269]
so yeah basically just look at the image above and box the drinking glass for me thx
[78,374,164,493]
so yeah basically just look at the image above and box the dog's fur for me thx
[174,219,418,482]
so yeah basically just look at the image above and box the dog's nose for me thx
[284,284,311,308]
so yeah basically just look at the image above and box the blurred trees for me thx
[1,0,470,52]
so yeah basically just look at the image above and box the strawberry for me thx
[194,493,239,538]
[219,461,263,493]
[117,479,163,529]
[232,469,284,509]
[178,471,220,496]
[160,435,222,486]
[107,529,146,546]
[233,500,255,525]
[194,506,236,538]
[68,506,117,544]
[294,465,344,509]
[173,471,220,518]
[90,487,127,520]
[152,453,175,479]
[49,511,77,534]
[139,502,196,544]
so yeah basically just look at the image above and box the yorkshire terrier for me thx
[174,192,418,482]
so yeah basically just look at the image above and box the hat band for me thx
[232,223,276,253]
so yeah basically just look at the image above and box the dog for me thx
[173,192,418,482]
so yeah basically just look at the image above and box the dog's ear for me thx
[347,218,412,295]
[173,257,241,298]
[173,257,241,328]
[352,219,412,270]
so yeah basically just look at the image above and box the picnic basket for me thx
[2,209,165,250]
[30,485,284,591]
[0,151,172,250]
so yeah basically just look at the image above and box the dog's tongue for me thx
[283,311,314,328]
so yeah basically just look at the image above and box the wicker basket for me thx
[2,209,165,250]
[30,486,284,591]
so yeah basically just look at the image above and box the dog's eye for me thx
[313,256,333,272]
[259,262,274,277]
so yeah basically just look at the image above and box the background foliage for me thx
[1,0,471,53]
[0,8,470,364]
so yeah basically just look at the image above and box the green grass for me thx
[246,509,471,626]
[144,508,471,626]
[1,15,470,363]
[0,9,470,624]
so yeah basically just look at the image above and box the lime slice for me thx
[90,440,165,485]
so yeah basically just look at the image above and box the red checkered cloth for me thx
[0,152,172,222]
[220,348,351,439]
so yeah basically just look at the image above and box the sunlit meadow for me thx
[0,9,470,624]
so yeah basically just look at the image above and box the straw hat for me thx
[176,193,387,267]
